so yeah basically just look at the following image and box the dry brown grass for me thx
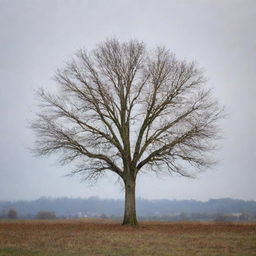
[0,219,255,255]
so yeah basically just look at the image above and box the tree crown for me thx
[32,38,223,181]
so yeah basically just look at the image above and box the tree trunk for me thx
[122,176,138,225]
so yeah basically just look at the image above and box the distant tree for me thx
[8,209,18,219]
[36,211,56,220]
[214,214,228,223]
[179,212,189,221]
[239,212,250,221]
[0,209,7,219]
[32,38,224,225]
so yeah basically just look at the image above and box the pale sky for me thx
[0,0,255,201]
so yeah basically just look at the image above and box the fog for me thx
[0,0,255,201]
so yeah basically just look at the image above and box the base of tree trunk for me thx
[122,215,138,226]
[123,177,138,225]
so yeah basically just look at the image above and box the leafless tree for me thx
[36,211,56,220]
[8,209,18,219]
[32,39,224,225]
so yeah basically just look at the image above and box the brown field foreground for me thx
[0,219,256,256]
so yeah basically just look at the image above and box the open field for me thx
[0,219,255,256]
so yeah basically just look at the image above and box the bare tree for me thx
[36,211,56,220]
[32,39,224,225]
[8,209,18,219]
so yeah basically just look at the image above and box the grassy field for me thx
[0,219,255,256]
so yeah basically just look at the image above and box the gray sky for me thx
[0,0,255,201]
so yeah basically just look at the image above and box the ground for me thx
[0,219,255,256]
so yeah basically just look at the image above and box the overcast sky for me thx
[0,0,255,201]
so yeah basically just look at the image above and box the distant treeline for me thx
[0,197,256,221]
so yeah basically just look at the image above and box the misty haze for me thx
[0,0,256,255]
